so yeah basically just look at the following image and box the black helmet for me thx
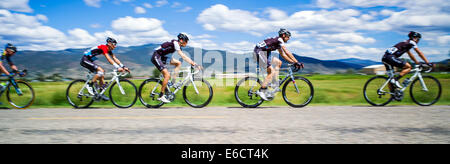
[278,28,291,37]
[408,31,422,39]
[106,37,117,45]
[177,33,189,42]
[5,43,17,52]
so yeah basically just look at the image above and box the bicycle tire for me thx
[66,79,94,108]
[282,76,314,108]
[409,75,442,106]
[6,80,35,109]
[234,77,264,108]
[182,78,213,108]
[109,79,138,108]
[363,76,394,106]
[138,78,165,108]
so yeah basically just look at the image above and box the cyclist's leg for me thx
[271,57,282,85]
[96,67,105,87]
[170,58,181,83]
[161,68,170,92]
[399,62,412,77]
[80,56,100,83]
[151,53,168,94]
[262,66,274,89]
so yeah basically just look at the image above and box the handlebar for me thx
[287,63,302,72]
[112,69,130,77]
[0,69,28,78]
[416,62,433,73]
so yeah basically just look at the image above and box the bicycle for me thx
[0,70,35,109]
[235,63,314,108]
[66,70,138,108]
[363,63,442,106]
[138,65,213,108]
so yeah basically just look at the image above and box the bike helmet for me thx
[106,37,117,45]
[278,28,291,37]
[5,43,17,52]
[177,33,189,42]
[408,31,422,39]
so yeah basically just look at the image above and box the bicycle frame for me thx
[0,75,23,97]
[255,64,301,94]
[78,70,129,97]
[150,66,201,96]
[378,65,430,95]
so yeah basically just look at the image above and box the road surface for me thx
[0,106,449,144]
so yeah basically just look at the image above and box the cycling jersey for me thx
[0,49,13,65]
[256,37,285,52]
[385,39,418,58]
[154,40,181,56]
[80,45,112,73]
[83,45,112,61]
[151,40,181,71]
[253,37,285,68]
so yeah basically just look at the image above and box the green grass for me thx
[1,73,448,108]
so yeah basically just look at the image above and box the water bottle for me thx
[0,82,6,91]
[402,78,411,87]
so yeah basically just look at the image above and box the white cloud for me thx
[0,0,32,13]
[171,2,181,8]
[90,23,102,28]
[264,8,288,20]
[197,4,268,36]
[178,6,192,13]
[143,3,153,8]
[285,40,313,50]
[222,41,255,54]
[109,16,171,46]
[83,0,102,8]
[0,10,171,50]
[155,0,168,7]
[316,0,335,9]
[317,33,376,44]
[134,6,146,14]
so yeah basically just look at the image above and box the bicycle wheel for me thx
[109,79,138,108]
[138,79,165,108]
[363,76,393,106]
[6,80,35,109]
[410,75,441,106]
[183,78,213,108]
[66,79,94,108]
[282,76,314,108]
[234,77,264,108]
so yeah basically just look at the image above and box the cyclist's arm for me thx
[277,48,294,63]
[5,56,18,72]
[0,63,10,75]
[280,46,298,63]
[103,53,121,68]
[407,51,419,65]
[413,48,430,64]
[177,50,195,66]
[110,53,124,67]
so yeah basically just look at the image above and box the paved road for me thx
[0,106,449,144]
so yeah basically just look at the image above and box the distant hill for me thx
[11,44,382,79]
[331,58,382,69]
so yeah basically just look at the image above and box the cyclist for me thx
[382,31,432,89]
[80,37,129,101]
[0,43,25,77]
[151,33,200,103]
[253,28,304,100]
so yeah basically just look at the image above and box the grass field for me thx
[1,73,448,108]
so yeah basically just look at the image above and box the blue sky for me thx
[0,0,449,62]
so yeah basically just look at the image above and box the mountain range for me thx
[11,43,384,79]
